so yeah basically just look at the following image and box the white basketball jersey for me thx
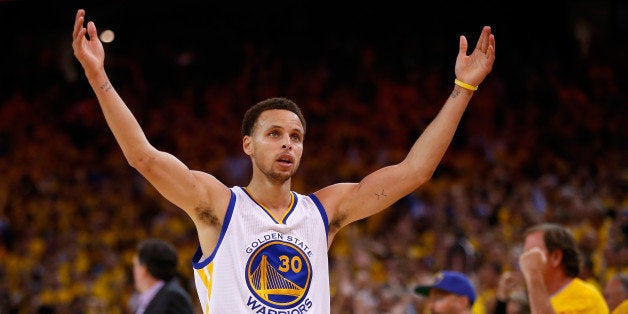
[192,186,330,313]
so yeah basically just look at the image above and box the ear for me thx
[243,135,253,156]
[549,249,563,268]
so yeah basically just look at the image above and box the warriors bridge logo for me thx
[245,240,312,309]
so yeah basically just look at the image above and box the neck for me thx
[246,181,293,214]
[546,273,573,296]
[138,276,162,293]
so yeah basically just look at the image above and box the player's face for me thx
[244,109,304,183]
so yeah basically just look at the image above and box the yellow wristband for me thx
[454,78,478,91]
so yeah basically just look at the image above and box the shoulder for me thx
[163,280,195,307]
[571,278,603,293]
[163,279,188,293]
[312,183,356,208]
[147,280,194,314]
[613,300,628,314]
[558,278,609,311]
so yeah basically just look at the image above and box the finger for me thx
[87,21,99,42]
[489,34,496,56]
[459,35,469,57]
[73,9,85,39]
[527,247,547,262]
[72,26,85,50]
[477,26,490,52]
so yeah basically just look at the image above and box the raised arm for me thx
[316,26,496,237]
[519,247,556,314]
[71,10,230,232]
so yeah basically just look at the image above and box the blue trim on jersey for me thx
[308,193,329,238]
[192,189,236,269]
[282,191,298,223]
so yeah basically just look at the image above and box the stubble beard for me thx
[267,169,294,185]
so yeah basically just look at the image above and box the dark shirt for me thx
[142,279,195,314]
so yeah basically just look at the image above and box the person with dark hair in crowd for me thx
[519,223,609,313]
[131,238,194,314]
[603,273,628,314]
[414,270,477,314]
[72,8,495,313]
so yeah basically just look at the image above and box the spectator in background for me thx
[131,238,194,314]
[603,273,628,314]
[445,228,476,274]
[494,270,529,314]
[414,270,477,314]
[519,223,609,313]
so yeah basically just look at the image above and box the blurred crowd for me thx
[0,6,627,313]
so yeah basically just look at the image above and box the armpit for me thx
[194,205,220,226]
[328,212,347,234]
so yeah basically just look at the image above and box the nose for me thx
[282,135,293,149]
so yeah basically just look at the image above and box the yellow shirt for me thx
[612,300,628,314]
[471,288,492,314]
[471,299,486,314]
[551,278,609,313]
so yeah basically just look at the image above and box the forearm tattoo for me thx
[100,81,113,92]
[451,89,461,98]
[374,189,387,200]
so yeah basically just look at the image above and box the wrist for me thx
[87,70,109,87]
[454,78,478,91]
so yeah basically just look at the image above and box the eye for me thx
[269,130,279,137]
[291,134,302,142]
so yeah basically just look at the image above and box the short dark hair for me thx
[525,223,581,277]
[241,97,306,137]
[137,238,178,281]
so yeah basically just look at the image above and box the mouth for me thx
[277,154,294,166]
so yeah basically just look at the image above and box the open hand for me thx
[72,9,105,78]
[454,26,496,87]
